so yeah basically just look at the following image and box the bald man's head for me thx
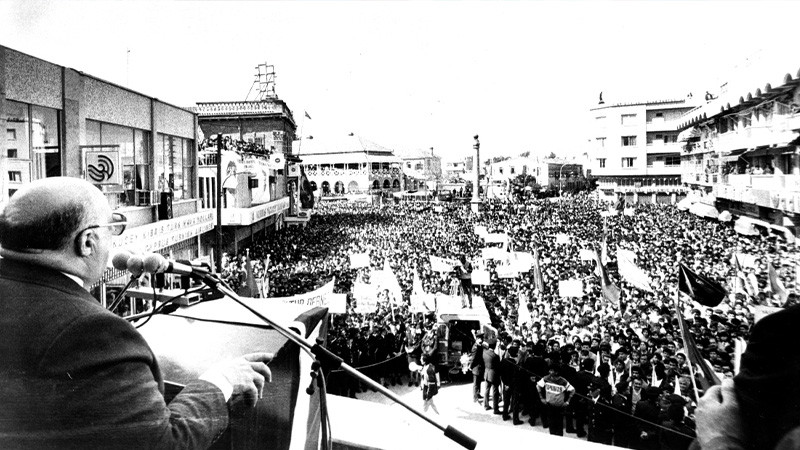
[0,177,106,252]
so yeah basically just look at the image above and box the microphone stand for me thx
[107,275,140,312]
[194,272,478,450]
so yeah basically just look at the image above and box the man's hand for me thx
[201,352,274,409]
[696,378,744,449]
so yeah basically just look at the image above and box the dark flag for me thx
[299,165,315,209]
[594,247,620,304]
[675,298,721,390]
[615,195,626,213]
[532,247,545,294]
[678,263,727,307]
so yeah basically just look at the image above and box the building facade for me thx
[292,134,402,196]
[678,66,800,235]
[193,100,296,252]
[0,45,211,310]
[589,98,697,204]
[400,147,442,191]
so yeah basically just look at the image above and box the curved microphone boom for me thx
[143,253,210,277]
[107,250,141,312]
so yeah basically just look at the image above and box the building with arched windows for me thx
[292,133,402,197]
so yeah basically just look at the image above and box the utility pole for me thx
[471,135,481,213]
[215,134,223,273]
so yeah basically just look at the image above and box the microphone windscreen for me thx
[127,255,145,277]
[111,250,132,271]
[143,253,165,274]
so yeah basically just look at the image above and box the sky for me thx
[2,0,800,162]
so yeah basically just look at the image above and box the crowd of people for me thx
[218,192,798,449]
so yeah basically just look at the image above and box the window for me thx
[665,135,677,144]
[622,136,637,146]
[598,158,606,168]
[4,101,62,181]
[7,149,18,158]
[510,167,515,174]
[156,133,194,201]
[415,163,423,171]
[91,120,152,206]
[499,167,504,174]
[622,157,635,168]
[665,156,681,166]
[621,114,637,126]
[8,171,22,182]
[8,189,17,198]
[6,129,16,141]
[596,137,606,147]
[655,113,663,118]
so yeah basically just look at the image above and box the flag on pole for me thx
[304,111,312,120]
[674,297,720,390]
[410,267,434,313]
[616,249,653,292]
[595,247,620,304]
[651,364,662,387]
[532,248,545,294]
[768,261,788,304]
[678,263,727,307]
[260,255,270,298]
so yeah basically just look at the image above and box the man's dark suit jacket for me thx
[483,347,501,385]
[0,258,229,449]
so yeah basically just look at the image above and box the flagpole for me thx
[674,282,701,403]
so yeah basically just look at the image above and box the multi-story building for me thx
[192,100,295,252]
[677,65,800,236]
[589,97,698,204]
[292,133,402,196]
[399,147,442,191]
[0,45,212,309]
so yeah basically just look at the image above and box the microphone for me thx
[142,253,209,277]
[111,250,133,271]
[127,254,146,277]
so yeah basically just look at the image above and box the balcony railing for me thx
[198,153,219,167]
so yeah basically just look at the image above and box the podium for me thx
[137,299,329,450]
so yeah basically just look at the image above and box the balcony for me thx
[715,118,797,155]
[646,119,674,132]
[645,142,682,153]
[198,152,220,167]
[715,174,800,213]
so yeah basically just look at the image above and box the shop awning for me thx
[719,148,749,163]
[676,197,695,211]
[734,216,767,236]
[678,127,702,142]
[690,202,719,219]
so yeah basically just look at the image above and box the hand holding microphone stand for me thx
[133,252,478,450]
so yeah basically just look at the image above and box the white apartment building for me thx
[589,97,698,204]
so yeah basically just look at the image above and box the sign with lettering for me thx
[112,210,215,252]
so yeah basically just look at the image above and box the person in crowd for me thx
[500,339,525,424]
[568,357,595,438]
[587,377,615,445]
[538,362,575,436]
[419,354,441,415]
[634,386,662,450]
[0,178,274,449]
[469,330,485,403]
[483,338,502,414]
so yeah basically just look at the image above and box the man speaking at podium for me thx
[0,177,274,449]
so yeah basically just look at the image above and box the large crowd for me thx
[219,192,797,449]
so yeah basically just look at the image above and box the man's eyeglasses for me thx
[84,212,127,236]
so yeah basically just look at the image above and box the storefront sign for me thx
[84,149,122,185]
[222,197,290,225]
[113,210,214,252]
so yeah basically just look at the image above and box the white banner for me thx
[485,233,509,244]
[474,225,488,238]
[471,269,491,285]
[430,255,458,272]
[353,281,378,313]
[556,233,571,245]
[327,293,348,314]
[496,264,518,279]
[272,279,335,308]
[482,247,508,260]
[579,248,595,261]
[559,279,584,298]
[349,252,370,269]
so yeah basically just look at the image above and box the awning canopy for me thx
[734,216,768,236]
[720,148,749,163]
[678,127,702,142]
[676,197,695,211]
[690,202,719,219]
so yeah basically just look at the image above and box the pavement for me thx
[327,378,611,450]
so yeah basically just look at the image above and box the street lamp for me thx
[471,135,480,213]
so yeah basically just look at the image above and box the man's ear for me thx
[74,229,95,257]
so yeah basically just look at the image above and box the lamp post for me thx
[471,135,481,213]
